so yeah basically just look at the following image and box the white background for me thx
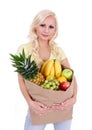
[0,0,92,130]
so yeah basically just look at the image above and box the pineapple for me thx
[10,49,45,85]
[30,72,45,85]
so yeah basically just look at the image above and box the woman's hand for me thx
[29,100,51,116]
[18,74,51,116]
[51,95,76,111]
[61,95,76,110]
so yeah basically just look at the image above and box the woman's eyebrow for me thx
[49,25,55,28]
[40,24,46,26]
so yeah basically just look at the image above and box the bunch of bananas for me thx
[40,59,62,79]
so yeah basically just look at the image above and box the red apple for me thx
[59,81,70,91]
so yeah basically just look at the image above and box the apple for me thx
[62,68,73,81]
[59,81,70,91]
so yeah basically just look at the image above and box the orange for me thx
[57,76,67,83]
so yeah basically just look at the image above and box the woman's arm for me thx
[18,74,33,105]
[18,74,50,116]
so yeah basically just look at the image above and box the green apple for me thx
[62,68,73,81]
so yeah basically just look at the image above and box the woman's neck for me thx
[37,39,51,61]
[38,39,49,47]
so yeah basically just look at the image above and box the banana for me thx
[40,59,62,79]
[45,64,55,79]
[44,59,54,76]
[49,65,54,77]
[46,74,54,80]
[54,60,62,78]
[40,60,49,74]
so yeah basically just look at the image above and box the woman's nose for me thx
[44,27,49,33]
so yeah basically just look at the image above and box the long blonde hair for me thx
[28,9,58,49]
[26,9,61,65]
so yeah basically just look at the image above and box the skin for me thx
[18,16,77,116]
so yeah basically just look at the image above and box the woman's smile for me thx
[41,33,49,37]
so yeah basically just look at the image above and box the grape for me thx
[41,78,59,90]
[44,80,49,84]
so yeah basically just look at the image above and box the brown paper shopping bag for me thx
[25,75,74,125]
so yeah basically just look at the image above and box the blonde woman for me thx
[17,9,77,130]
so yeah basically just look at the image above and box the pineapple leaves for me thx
[10,49,39,80]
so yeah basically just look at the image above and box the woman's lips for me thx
[42,34,49,37]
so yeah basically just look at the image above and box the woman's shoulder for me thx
[52,43,66,61]
[17,42,32,51]
[17,42,33,56]
[52,42,63,51]
[53,44,64,53]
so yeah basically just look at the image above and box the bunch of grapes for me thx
[41,78,60,90]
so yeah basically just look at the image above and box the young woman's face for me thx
[35,16,56,41]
